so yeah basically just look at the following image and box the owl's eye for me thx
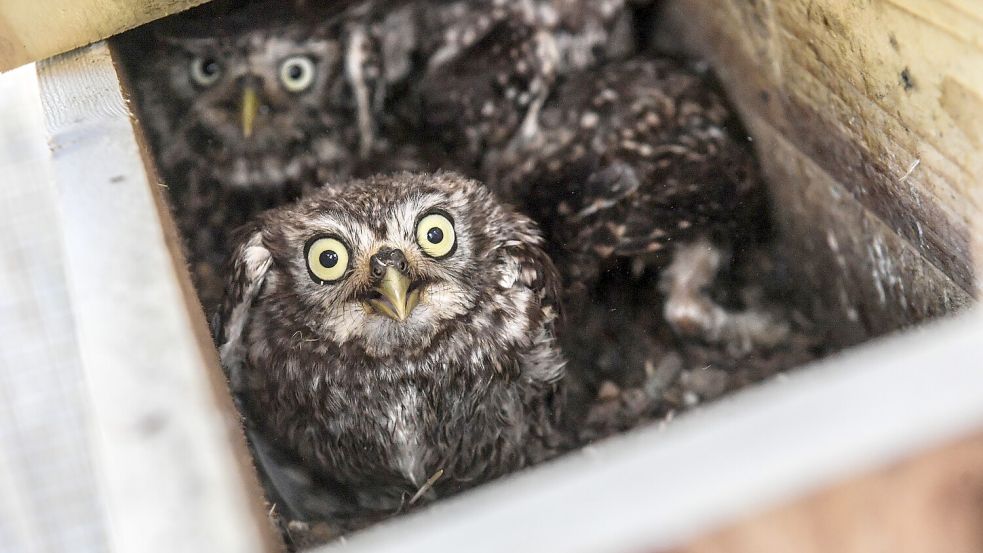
[416,212,456,259]
[279,56,316,93]
[305,236,350,284]
[190,56,222,87]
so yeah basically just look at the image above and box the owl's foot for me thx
[661,238,790,355]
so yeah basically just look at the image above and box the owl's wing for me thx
[213,225,272,392]
[506,59,763,278]
[419,17,557,168]
[246,425,356,523]
[502,219,564,331]
[211,227,355,520]
[341,1,418,159]
[522,242,563,316]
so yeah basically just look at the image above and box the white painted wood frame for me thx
[0,41,277,553]
[321,310,983,553]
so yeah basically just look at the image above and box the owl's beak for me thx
[368,267,420,322]
[241,85,259,139]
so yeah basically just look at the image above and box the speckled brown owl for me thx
[420,52,791,355]
[126,1,421,312]
[415,0,636,172]
[215,172,568,518]
[418,0,635,74]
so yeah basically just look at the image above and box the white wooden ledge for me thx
[0,60,111,553]
[326,309,983,553]
[12,41,275,553]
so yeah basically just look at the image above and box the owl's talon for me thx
[662,239,790,354]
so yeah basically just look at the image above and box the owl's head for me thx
[140,17,356,190]
[217,172,559,361]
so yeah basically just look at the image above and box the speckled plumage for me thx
[128,2,424,312]
[416,0,635,171]
[420,45,788,355]
[419,0,634,75]
[485,58,767,284]
[216,172,567,516]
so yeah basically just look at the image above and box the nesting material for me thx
[118,0,829,548]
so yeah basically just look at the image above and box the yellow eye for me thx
[305,236,349,284]
[279,56,316,92]
[416,212,456,259]
[190,56,222,87]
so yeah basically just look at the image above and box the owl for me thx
[215,172,568,519]
[419,0,635,74]
[495,58,791,352]
[127,0,421,312]
[420,53,791,357]
[414,0,635,173]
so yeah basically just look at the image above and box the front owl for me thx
[216,172,568,513]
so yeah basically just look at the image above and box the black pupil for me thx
[202,59,218,76]
[288,63,304,80]
[426,227,443,244]
[319,250,338,268]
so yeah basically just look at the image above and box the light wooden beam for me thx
[673,433,983,553]
[656,0,982,345]
[30,41,279,553]
[319,310,983,553]
[0,60,112,553]
[0,0,210,72]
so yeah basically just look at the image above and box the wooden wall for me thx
[654,0,980,346]
[673,432,983,553]
[0,0,209,71]
[11,41,279,553]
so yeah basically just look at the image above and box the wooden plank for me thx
[0,0,209,72]
[37,41,279,553]
[673,433,983,553]
[654,0,982,345]
[316,310,983,553]
[746,115,969,344]
[0,61,111,553]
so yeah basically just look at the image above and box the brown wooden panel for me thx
[671,432,983,553]
[0,0,209,71]
[655,0,981,345]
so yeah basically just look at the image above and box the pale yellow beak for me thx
[367,267,420,322]
[241,85,259,138]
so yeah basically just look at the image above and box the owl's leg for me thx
[345,24,376,157]
[661,238,789,354]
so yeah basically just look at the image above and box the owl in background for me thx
[418,0,635,75]
[215,172,568,520]
[419,43,794,393]
[413,0,636,173]
[124,0,420,312]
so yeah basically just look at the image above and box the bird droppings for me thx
[900,67,915,91]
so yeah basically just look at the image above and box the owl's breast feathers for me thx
[484,58,764,281]
[222,208,566,506]
[247,283,563,501]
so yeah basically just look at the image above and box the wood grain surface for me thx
[672,432,983,553]
[655,0,981,345]
[0,0,209,71]
[0,60,112,553]
[36,41,278,553]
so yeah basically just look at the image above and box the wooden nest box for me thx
[2,1,982,552]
